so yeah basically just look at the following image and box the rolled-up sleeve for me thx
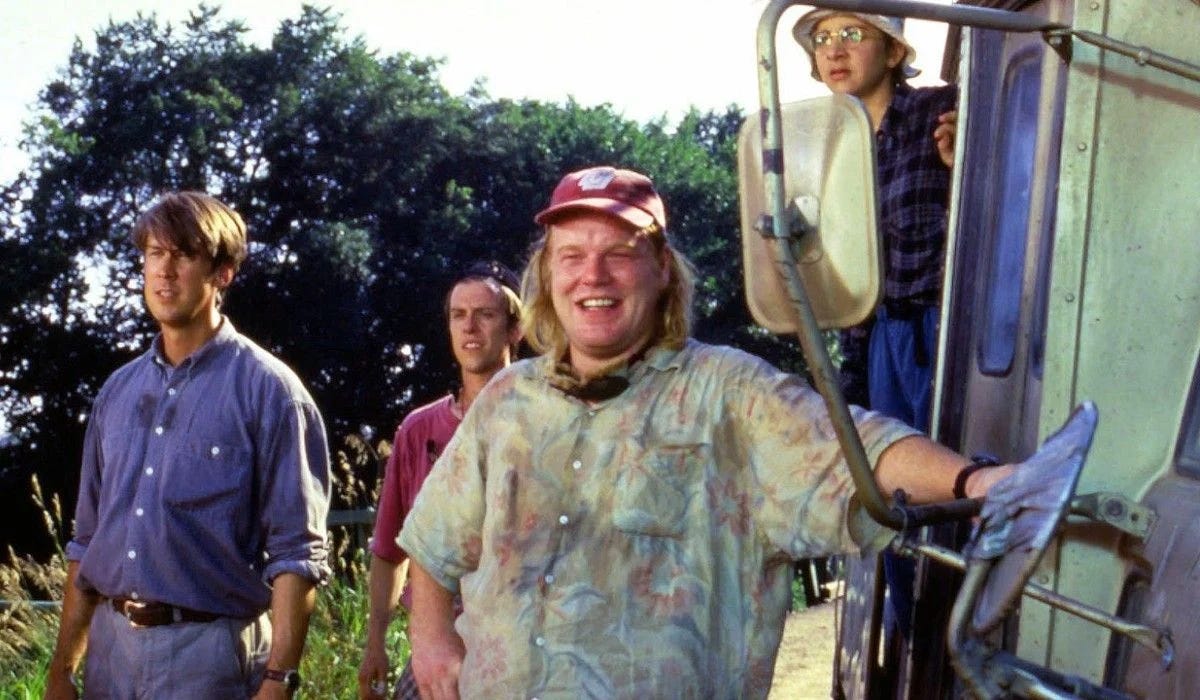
[259,398,332,586]
[369,424,409,563]
[65,403,105,566]
[728,355,918,559]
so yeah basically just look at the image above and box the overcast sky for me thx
[0,1,951,182]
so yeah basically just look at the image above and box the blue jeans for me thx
[869,304,938,638]
[867,304,938,432]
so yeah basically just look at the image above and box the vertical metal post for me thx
[755,0,899,528]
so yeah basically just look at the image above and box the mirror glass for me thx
[737,94,881,332]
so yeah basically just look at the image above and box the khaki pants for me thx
[82,602,270,699]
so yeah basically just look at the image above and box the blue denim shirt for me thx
[66,318,331,617]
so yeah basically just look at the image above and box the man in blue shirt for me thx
[45,191,331,699]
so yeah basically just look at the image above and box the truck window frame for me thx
[1176,355,1200,479]
[977,46,1042,377]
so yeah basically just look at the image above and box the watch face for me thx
[265,668,301,692]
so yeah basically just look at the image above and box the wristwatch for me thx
[264,668,301,694]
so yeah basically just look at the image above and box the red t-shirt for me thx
[370,394,460,568]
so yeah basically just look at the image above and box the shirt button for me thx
[571,460,582,471]
[167,388,177,396]
[154,426,164,435]
[145,467,153,476]
[127,550,136,560]
[534,636,546,647]
[544,574,555,584]
[558,515,569,526]
[130,591,139,600]
[210,446,220,456]
[135,507,144,517]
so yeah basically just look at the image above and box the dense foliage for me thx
[0,5,802,557]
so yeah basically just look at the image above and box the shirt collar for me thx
[151,316,238,374]
[639,341,686,374]
[880,82,916,132]
[535,340,686,401]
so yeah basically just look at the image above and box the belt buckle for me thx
[121,599,150,627]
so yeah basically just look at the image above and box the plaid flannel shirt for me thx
[876,83,957,306]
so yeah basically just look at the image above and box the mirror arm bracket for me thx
[757,0,899,529]
[1070,491,1156,540]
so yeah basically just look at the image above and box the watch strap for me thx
[953,455,1000,500]
[263,668,300,692]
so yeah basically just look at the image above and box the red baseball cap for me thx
[534,166,667,232]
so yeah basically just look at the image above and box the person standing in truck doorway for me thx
[794,9,956,429]
[357,261,523,700]
[794,9,958,644]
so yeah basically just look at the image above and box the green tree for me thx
[0,4,790,558]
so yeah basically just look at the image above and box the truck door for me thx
[912,7,1070,697]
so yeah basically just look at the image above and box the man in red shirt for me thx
[357,262,522,700]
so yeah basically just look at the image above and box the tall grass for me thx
[0,550,60,699]
[303,550,412,698]
[0,439,412,699]
[1,477,66,698]
[303,435,412,698]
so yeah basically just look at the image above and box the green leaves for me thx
[0,3,805,559]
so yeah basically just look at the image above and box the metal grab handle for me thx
[805,0,1200,83]
[791,0,1063,33]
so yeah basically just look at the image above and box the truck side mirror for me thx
[737,94,882,332]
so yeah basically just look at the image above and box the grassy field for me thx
[0,468,414,699]
[1,478,68,699]
[0,552,411,699]
[0,554,60,699]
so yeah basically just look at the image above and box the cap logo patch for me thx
[577,168,616,191]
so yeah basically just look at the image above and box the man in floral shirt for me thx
[398,166,1008,699]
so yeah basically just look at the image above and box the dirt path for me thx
[769,602,837,699]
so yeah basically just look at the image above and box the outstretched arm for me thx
[408,562,464,700]
[874,434,1011,504]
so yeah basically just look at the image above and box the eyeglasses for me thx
[810,26,879,50]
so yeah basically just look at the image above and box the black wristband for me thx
[264,668,301,694]
[953,456,1000,500]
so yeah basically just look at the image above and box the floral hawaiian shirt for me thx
[399,339,918,699]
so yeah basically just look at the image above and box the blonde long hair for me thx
[519,224,697,359]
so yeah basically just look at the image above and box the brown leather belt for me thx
[109,597,222,627]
